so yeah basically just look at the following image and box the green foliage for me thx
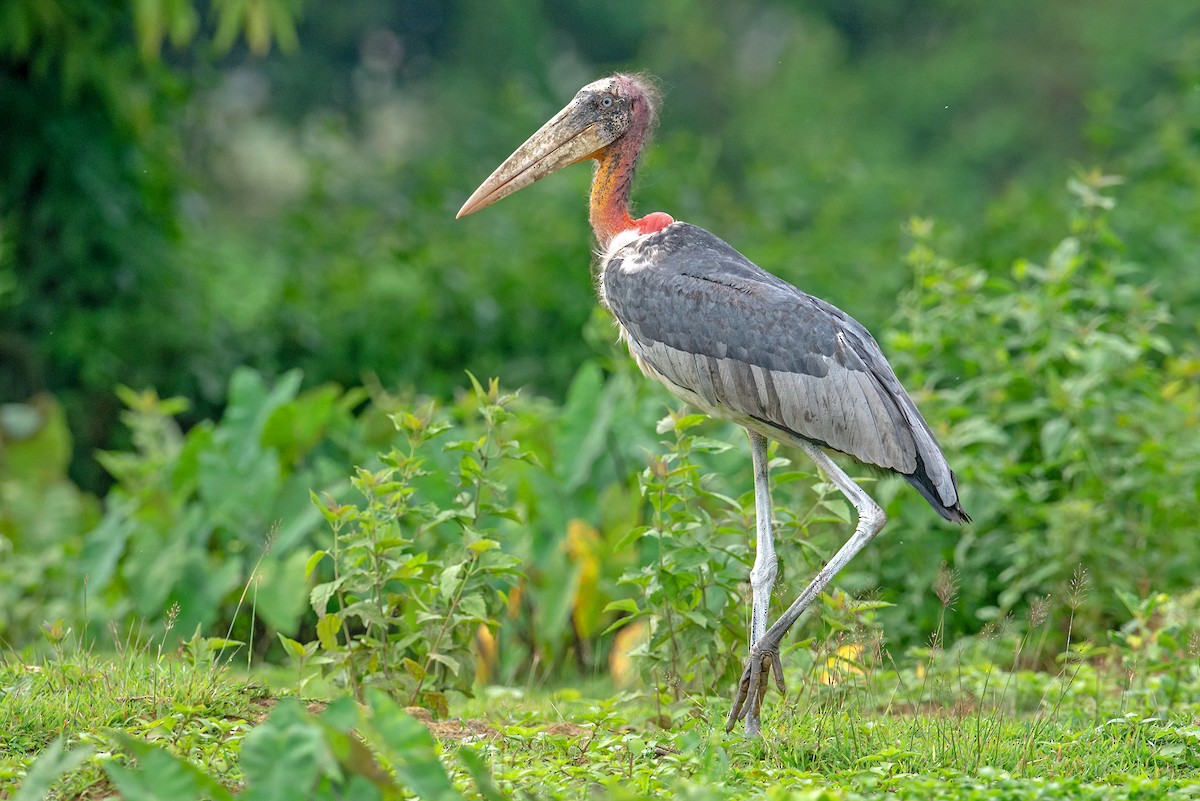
[76,368,371,644]
[0,0,305,488]
[10,172,1199,678]
[7,5,1200,797]
[8,737,94,801]
[9,688,486,801]
[605,411,750,704]
[298,376,524,712]
[0,394,100,640]
[493,345,665,681]
[878,174,1200,643]
[7,0,1200,504]
[232,697,397,801]
[7,181,1200,681]
[1107,589,1200,711]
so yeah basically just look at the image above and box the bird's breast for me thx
[597,223,678,310]
[601,226,666,269]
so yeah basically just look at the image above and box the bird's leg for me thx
[727,440,887,734]
[744,431,779,737]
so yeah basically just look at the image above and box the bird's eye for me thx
[601,95,614,108]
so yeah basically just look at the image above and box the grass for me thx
[0,626,271,799]
[4,620,1199,800]
[450,698,1200,799]
[4,569,1197,799]
[444,658,1200,798]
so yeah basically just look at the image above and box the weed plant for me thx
[603,410,748,714]
[293,376,525,714]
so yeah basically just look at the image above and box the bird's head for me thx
[457,74,660,219]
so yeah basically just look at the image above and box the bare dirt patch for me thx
[402,707,589,741]
[247,697,329,724]
[248,699,589,741]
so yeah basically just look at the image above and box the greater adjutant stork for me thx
[457,73,969,737]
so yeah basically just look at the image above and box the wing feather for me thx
[603,222,965,519]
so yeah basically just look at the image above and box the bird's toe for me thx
[725,644,785,732]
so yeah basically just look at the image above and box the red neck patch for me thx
[635,212,675,235]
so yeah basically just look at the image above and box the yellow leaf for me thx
[506,581,523,619]
[819,643,865,685]
[610,619,649,689]
[316,613,341,651]
[565,520,603,638]
[836,643,864,661]
[474,624,497,686]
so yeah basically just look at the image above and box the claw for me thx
[769,650,785,693]
[725,644,786,732]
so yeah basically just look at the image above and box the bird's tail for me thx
[904,454,970,524]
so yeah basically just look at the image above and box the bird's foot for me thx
[725,643,786,733]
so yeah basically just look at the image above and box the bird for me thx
[456,73,969,737]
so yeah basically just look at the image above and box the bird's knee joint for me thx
[866,504,887,535]
[749,560,778,589]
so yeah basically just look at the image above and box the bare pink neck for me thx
[588,113,673,249]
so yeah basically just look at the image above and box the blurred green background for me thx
[2,0,1199,679]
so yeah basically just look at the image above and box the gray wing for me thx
[602,222,964,519]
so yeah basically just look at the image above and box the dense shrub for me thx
[0,395,99,639]
[6,179,1198,693]
[75,369,376,645]
[0,0,303,489]
[10,1,1200,500]
[875,176,1200,644]
[3,0,1199,678]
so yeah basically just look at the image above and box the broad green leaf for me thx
[602,615,644,636]
[556,360,612,490]
[671,413,709,432]
[14,737,95,801]
[1040,416,1072,463]
[457,748,506,801]
[316,612,342,651]
[304,549,328,579]
[363,691,460,801]
[458,592,487,621]
[427,652,461,675]
[106,733,233,801]
[439,563,464,603]
[254,549,312,633]
[310,577,346,615]
[690,437,733,453]
[204,636,244,649]
[240,700,335,801]
[603,598,640,615]
[277,633,307,660]
[819,498,851,524]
